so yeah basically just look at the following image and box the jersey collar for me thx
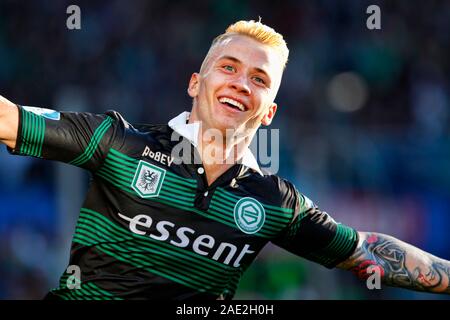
[168,111,263,176]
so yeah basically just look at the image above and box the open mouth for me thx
[218,97,248,112]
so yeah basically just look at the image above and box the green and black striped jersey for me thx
[9,106,359,300]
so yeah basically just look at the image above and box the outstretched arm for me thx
[0,95,19,149]
[337,232,450,294]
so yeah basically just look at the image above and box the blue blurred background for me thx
[0,0,449,299]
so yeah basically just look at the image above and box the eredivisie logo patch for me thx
[233,197,265,234]
[23,106,61,120]
[131,160,166,198]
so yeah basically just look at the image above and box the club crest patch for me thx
[233,197,266,234]
[131,160,166,198]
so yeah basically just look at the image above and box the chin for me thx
[211,119,238,133]
[214,121,235,132]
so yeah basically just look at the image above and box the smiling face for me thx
[188,35,284,136]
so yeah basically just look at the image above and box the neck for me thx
[189,109,255,185]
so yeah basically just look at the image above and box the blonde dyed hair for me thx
[199,19,289,73]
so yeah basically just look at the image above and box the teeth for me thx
[219,97,245,111]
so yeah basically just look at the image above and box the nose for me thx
[229,75,251,95]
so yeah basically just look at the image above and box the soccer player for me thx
[0,20,449,300]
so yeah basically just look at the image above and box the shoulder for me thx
[101,110,178,152]
[105,110,173,137]
[241,170,300,211]
[250,170,297,194]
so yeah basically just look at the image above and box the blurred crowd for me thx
[0,0,449,299]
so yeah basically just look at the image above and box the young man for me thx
[0,20,449,300]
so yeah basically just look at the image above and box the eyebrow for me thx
[218,55,271,81]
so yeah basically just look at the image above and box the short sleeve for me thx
[8,105,127,172]
[272,185,359,268]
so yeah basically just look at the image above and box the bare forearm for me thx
[0,95,19,148]
[338,232,450,294]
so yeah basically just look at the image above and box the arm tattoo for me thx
[339,233,450,294]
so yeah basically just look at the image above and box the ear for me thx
[187,73,200,98]
[261,103,277,126]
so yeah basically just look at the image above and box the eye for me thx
[252,76,266,85]
[223,65,235,72]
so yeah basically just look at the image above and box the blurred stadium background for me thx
[0,0,449,299]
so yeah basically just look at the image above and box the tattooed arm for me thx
[337,232,450,294]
